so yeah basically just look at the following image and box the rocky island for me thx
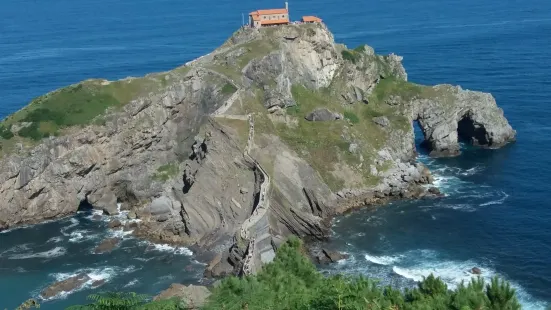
[0,23,515,277]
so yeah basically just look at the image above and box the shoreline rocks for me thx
[40,273,91,299]
[154,284,211,309]
[94,237,121,254]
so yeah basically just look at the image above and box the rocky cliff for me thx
[0,23,515,275]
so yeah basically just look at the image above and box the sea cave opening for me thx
[457,115,489,146]
[77,198,94,212]
[413,120,431,156]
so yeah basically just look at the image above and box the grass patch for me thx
[221,83,237,95]
[0,65,193,145]
[343,110,360,124]
[152,163,179,182]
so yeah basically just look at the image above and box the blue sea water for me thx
[1,0,550,308]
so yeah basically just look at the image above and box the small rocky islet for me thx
[0,22,515,294]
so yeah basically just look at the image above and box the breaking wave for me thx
[7,246,67,260]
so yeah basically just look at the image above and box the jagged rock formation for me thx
[0,23,515,274]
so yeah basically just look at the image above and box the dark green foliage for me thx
[221,83,237,95]
[65,238,522,310]
[205,237,522,310]
[341,50,359,64]
[66,292,184,310]
[353,45,366,53]
[0,125,14,140]
[343,111,360,124]
[17,122,44,141]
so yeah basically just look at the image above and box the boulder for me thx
[204,253,234,278]
[127,211,137,220]
[40,273,91,299]
[123,222,139,231]
[91,279,106,288]
[148,196,172,216]
[428,187,442,196]
[94,237,121,254]
[372,116,390,127]
[92,214,103,221]
[305,108,342,122]
[107,219,122,229]
[154,284,211,309]
[87,189,118,215]
[471,267,482,275]
[316,248,349,264]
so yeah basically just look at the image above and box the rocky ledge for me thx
[0,23,515,276]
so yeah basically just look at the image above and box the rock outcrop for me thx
[413,85,516,157]
[40,273,90,299]
[154,284,211,309]
[0,23,515,275]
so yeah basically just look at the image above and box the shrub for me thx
[0,125,14,140]
[221,83,237,95]
[341,50,359,64]
[343,111,359,124]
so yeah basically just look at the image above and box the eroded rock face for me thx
[0,23,515,276]
[0,68,232,231]
[414,85,516,157]
[40,273,90,299]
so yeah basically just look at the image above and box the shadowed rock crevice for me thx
[457,113,490,146]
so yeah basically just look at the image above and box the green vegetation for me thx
[53,238,521,310]
[269,85,392,189]
[206,237,521,310]
[221,83,238,95]
[65,292,183,310]
[353,45,367,53]
[341,50,360,64]
[0,125,14,140]
[0,66,192,145]
[343,111,360,124]
[152,163,179,181]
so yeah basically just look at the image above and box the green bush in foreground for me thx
[62,237,521,310]
[205,237,521,310]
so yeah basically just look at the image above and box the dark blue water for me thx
[1,0,550,308]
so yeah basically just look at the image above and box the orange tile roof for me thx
[260,18,289,25]
[249,8,288,16]
[251,14,260,21]
[302,16,322,23]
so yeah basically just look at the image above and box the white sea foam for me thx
[60,218,80,236]
[387,249,548,310]
[364,253,402,265]
[151,243,194,256]
[47,236,64,244]
[44,267,118,300]
[479,191,509,206]
[8,246,67,260]
[124,279,140,288]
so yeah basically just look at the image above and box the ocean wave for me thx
[8,246,66,260]
[43,267,118,300]
[387,249,547,310]
[60,218,80,236]
[124,279,140,288]
[479,191,509,206]
[47,236,64,244]
[150,243,194,256]
[68,230,100,243]
[365,253,402,265]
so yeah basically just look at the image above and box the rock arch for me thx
[413,85,516,157]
